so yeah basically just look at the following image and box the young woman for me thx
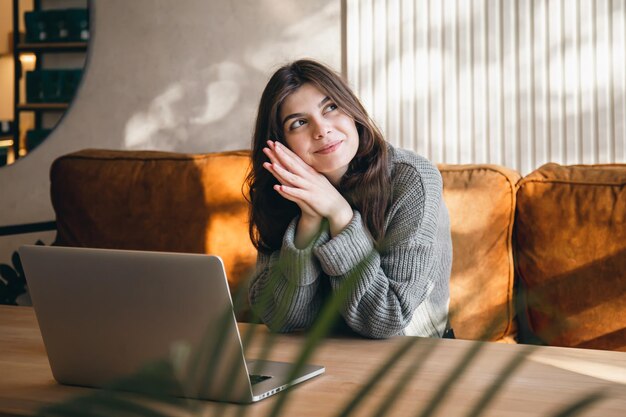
[246,59,452,339]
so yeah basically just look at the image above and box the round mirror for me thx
[0,1,90,167]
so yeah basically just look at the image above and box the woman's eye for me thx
[325,103,338,113]
[289,119,306,130]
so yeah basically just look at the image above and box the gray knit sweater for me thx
[249,145,452,339]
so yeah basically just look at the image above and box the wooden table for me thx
[1,305,625,417]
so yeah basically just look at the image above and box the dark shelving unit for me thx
[10,0,88,162]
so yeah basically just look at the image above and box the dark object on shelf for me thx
[0,120,13,136]
[25,70,44,102]
[26,69,83,103]
[50,10,68,42]
[26,129,53,151]
[42,70,63,102]
[24,9,89,43]
[62,69,83,101]
[66,9,90,41]
[24,11,49,42]
[0,146,8,166]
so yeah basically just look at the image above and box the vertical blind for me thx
[345,0,626,174]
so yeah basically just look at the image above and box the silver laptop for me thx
[19,245,324,403]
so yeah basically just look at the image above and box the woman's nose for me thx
[313,119,331,140]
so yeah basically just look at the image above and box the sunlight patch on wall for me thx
[125,84,185,149]
[124,62,244,150]
[190,63,243,125]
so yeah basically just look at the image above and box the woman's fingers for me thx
[263,150,304,188]
[264,142,300,175]
[263,145,296,185]
[271,141,316,176]
[273,185,318,217]
[274,184,310,205]
[263,162,289,185]
[270,162,306,187]
[266,140,315,179]
[264,141,313,187]
[262,145,281,166]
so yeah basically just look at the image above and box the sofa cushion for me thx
[439,165,521,342]
[50,149,257,315]
[515,163,626,351]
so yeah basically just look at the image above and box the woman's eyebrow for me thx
[282,112,305,126]
[282,97,331,126]
[318,96,331,107]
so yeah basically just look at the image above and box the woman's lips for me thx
[315,141,342,154]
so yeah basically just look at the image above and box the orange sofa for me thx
[49,149,626,351]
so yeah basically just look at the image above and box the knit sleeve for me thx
[248,217,330,332]
[313,161,451,339]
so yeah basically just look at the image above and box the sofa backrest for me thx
[50,149,520,341]
[515,163,626,351]
[50,149,257,310]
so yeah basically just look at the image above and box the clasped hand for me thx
[263,141,353,244]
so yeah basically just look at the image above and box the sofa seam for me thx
[54,150,250,163]
[438,165,518,179]
[501,171,518,340]
[518,178,626,187]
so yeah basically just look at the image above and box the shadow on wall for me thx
[119,1,340,153]
[351,0,626,171]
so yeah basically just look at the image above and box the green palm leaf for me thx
[336,336,423,417]
[368,341,439,417]
[551,391,606,417]
[464,346,536,417]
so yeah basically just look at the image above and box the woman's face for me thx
[279,83,359,186]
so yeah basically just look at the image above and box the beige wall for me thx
[0,0,342,264]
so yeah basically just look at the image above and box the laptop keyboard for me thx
[250,374,272,385]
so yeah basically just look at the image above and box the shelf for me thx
[17,42,88,53]
[17,103,69,111]
[10,1,89,162]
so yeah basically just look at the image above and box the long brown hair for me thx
[246,59,392,254]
